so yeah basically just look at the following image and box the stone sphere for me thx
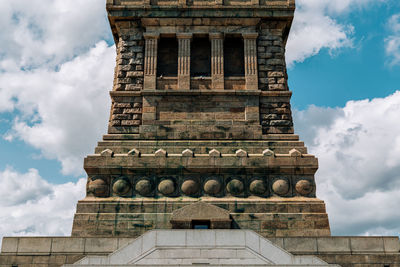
[295,179,313,196]
[158,179,175,196]
[272,179,289,196]
[135,179,153,196]
[87,178,108,197]
[113,179,131,196]
[226,179,244,195]
[249,179,266,195]
[204,179,222,195]
[181,180,199,196]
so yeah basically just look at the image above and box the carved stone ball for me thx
[295,179,313,196]
[272,179,289,196]
[158,179,175,196]
[249,179,266,195]
[226,179,244,195]
[204,179,221,195]
[87,178,108,197]
[113,179,131,196]
[135,179,153,196]
[181,180,199,196]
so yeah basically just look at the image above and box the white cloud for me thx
[0,168,85,242]
[1,42,115,176]
[385,14,400,66]
[0,0,115,176]
[0,0,111,70]
[294,91,400,236]
[286,0,385,66]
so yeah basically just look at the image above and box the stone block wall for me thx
[108,95,143,134]
[258,20,294,135]
[108,21,144,134]
[260,92,294,134]
[71,199,330,238]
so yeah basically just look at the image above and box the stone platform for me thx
[2,231,399,267]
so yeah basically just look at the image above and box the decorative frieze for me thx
[86,173,315,198]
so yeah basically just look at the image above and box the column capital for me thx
[176,33,193,39]
[242,32,258,39]
[209,32,224,40]
[143,32,160,39]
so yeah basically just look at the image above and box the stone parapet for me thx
[2,234,399,267]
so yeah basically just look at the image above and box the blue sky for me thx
[290,0,400,109]
[0,0,400,238]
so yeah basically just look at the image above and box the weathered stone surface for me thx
[112,179,131,196]
[226,179,244,195]
[158,179,175,195]
[135,179,153,196]
[204,179,222,196]
[295,179,314,196]
[181,180,199,196]
[272,179,290,196]
[87,178,109,197]
[249,179,267,195]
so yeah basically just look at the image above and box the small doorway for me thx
[192,220,211,229]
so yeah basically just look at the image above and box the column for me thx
[177,33,192,90]
[210,33,224,90]
[143,33,159,90]
[243,33,258,90]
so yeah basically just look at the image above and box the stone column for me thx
[177,33,192,90]
[143,33,159,90]
[243,33,258,90]
[210,33,224,90]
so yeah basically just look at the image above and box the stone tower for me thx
[2,1,400,267]
[71,0,331,238]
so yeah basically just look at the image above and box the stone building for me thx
[1,0,399,266]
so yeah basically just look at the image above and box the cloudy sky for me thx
[0,0,400,240]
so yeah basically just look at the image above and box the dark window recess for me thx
[224,37,244,76]
[157,37,178,77]
[192,220,211,229]
[191,37,211,77]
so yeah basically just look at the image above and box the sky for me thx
[0,0,400,239]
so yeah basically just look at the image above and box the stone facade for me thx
[69,0,330,239]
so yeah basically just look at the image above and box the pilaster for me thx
[143,33,159,90]
[243,33,258,90]
[210,33,224,90]
[177,33,192,90]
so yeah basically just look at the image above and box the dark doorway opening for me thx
[224,37,245,76]
[157,37,178,77]
[191,37,211,77]
[192,220,211,229]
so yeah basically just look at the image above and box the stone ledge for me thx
[102,133,300,141]
[269,236,400,254]
[1,237,134,255]
[2,235,398,257]
[110,90,292,97]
